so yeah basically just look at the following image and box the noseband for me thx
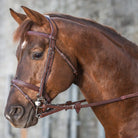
[11,16,138,119]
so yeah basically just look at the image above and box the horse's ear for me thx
[10,8,27,25]
[21,6,47,26]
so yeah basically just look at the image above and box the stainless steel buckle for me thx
[35,96,47,118]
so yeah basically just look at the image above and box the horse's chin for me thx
[24,108,38,128]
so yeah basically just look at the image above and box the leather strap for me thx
[39,91,138,118]
[12,79,39,92]
[27,31,56,40]
[11,83,36,110]
[55,46,78,75]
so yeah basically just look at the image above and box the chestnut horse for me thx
[4,7,138,138]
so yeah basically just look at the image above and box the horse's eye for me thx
[32,52,43,60]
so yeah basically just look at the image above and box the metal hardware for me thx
[35,100,41,107]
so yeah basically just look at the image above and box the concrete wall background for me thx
[0,0,138,138]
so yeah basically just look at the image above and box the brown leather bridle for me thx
[11,15,138,119]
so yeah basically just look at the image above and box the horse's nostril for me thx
[9,105,24,120]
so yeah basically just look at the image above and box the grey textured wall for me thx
[0,0,138,138]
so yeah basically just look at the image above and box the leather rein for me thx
[11,15,138,119]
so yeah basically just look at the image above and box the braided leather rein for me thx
[11,16,138,119]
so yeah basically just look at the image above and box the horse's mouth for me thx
[24,108,38,128]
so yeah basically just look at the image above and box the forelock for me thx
[13,19,34,42]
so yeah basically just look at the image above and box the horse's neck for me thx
[75,29,138,136]
[75,29,137,102]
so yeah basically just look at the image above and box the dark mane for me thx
[48,13,137,46]
[14,19,33,42]
[48,13,138,59]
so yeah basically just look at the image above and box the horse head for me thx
[4,6,78,128]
